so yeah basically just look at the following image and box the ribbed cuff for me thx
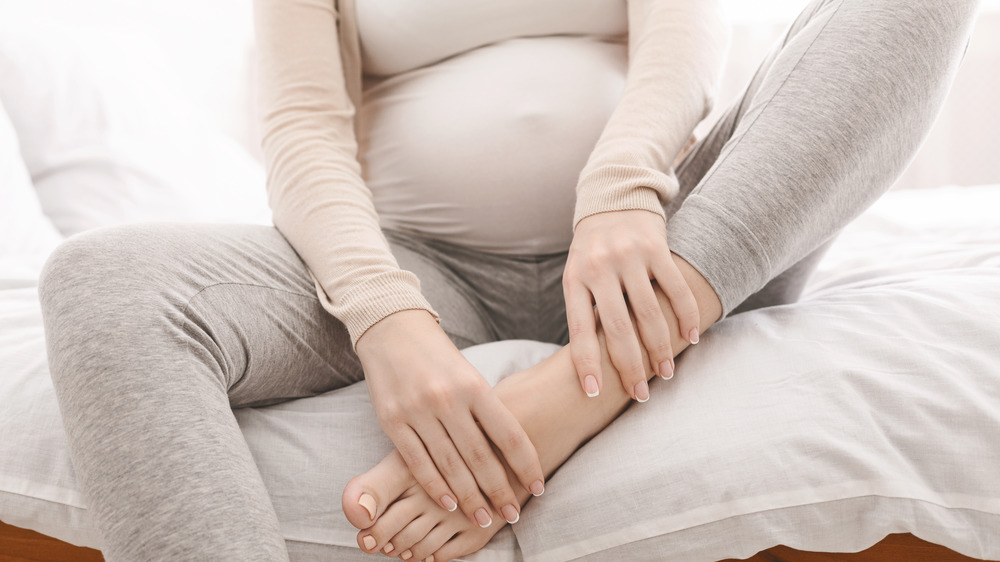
[666,194,773,318]
[573,164,677,229]
[309,269,440,349]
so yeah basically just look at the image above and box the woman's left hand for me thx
[564,210,700,401]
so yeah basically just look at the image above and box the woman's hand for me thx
[564,210,700,401]
[355,310,544,527]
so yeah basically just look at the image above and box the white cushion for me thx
[0,18,270,237]
[0,99,63,281]
[1,187,999,561]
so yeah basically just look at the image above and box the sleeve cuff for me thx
[308,268,440,348]
[573,164,677,229]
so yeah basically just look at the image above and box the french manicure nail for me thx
[634,381,650,403]
[530,480,545,496]
[358,493,377,521]
[401,550,413,561]
[584,375,599,397]
[440,495,458,512]
[475,507,493,528]
[501,504,520,524]
[659,360,673,380]
[362,535,376,550]
[689,328,700,344]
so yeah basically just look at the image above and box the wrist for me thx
[355,308,441,356]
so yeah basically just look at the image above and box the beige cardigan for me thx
[253,0,729,347]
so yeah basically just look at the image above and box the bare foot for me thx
[342,254,722,561]
[342,346,620,561]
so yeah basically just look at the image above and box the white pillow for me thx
[0,18,270,237]
[0,99,63,280]
[1,187,999,561]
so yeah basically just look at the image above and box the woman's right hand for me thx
[355,310,544,527]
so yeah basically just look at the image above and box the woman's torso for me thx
[357,0,628,255]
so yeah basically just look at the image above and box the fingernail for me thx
[689,328,700,344]
[383,542,395,554]
[358,493,377,521]
[440,495,458,512]
[584,375,599,397]
[659,360,673,380]
[362,535,376,550]
[501,504,520,524]
[401,550,413,561]
[530,480,545,496]
[635,381,649,402]
[475,507,493,528]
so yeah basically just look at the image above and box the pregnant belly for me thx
[359,36,626,255]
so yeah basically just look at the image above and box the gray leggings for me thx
[39,1,977,559]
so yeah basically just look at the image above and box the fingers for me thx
[564,280,603,398]
[391,424,462,514]
[652,257,701,348]
[623,269,675,381]
[474,393,545,500]
[444,411,523,526]
[592,281,648,401]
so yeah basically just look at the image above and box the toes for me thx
[408,521,461,562]
[342,450,416,530]
[385,511,437,555]
[429,528,494,562]
[356,490,426,555]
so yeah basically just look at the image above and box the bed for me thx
[2,4,1000,562]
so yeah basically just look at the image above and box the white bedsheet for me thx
[1,185,999,561]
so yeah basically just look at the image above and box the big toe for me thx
[342,449,416,530]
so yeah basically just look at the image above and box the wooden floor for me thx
[0,520,987,561]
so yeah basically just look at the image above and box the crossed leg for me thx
[341,253,722,561]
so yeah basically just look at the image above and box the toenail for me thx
[400,550,413,560]
[440,495,458,512]
[474,507,493,528]
[530,480,544,496]
[383,542,394,554]
[358,493,377,521]
[362,535,376,550]
[426,556,435,562]
[501,504,519,524]
[584,375,599,397]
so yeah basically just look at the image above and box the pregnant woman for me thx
[38,0,977,560]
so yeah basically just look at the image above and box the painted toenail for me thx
[362,535,376,550]
[400,550,412,560]
[474,507,493,528]
[426,555,435,562]
[530,480,544,496]
[501,504,519,524]
[635,381,649,403]
[383,542,395,554]
[358,493,377,521]
[584,375,599,397]
[440,495,458,512]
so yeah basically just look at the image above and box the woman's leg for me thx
[39,223,493,561]
[342,0,979,559]
[666,0,979,317]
